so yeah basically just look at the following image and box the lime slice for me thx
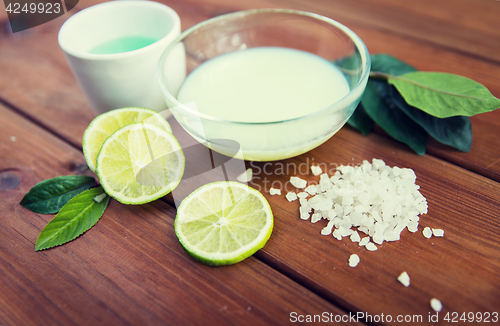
[96,123,184,205]
[83,107,171,172]
[175,181,273,266]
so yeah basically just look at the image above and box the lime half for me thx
[175,181,273,266]
[83,107,171,172]
[96,123,184,205]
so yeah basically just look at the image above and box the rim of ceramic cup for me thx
[158,8,371,125]
[58,1,180,60]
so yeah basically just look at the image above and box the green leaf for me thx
[388,72,500,118]
[20,175,96,214]
[361,80,427,155]
[347,104,374,135]
[390,86,472,152]
[35,187,110,251]
[371,54,417,76]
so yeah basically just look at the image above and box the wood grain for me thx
[0,104,360,325]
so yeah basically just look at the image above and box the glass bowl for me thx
[158,9,370,161]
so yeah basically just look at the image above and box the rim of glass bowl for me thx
[157,8,371,125]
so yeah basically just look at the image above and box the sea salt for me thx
[286,192,298,202]
[359,236,370,246]
[291,159,430,253]
[349,254,360,267]
[432,228,444,237]
[290,176,307,189]
[350,231,360,243]
[423,227,433,239]
[305,184,318,196]
[310,165,323,176]
[397,271,410,287]
[430,298,443,312]
[297,192,309,199]
[269,188,281,195]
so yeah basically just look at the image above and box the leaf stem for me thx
[369,71,392,80]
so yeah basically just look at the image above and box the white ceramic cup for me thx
[58,1,181,115]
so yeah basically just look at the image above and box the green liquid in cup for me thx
[89,36,158,54]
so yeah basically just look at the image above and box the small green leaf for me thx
[361,80,427,155]
[347,104,374,135]
[20,175,96,214]
[371,54,417,76]
[390,86,472,152]
[35,187,110,251]
[388,72,500,118]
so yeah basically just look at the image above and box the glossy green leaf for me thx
[347,104,374,135]
[390,86,472,152]
[371,54,417,76]
[361,80,427,155]
[35,187,110,251]
[20,175,96,214]
[388,72,500,118]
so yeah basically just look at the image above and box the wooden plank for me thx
[0,104,362,325]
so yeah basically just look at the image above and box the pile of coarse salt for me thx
[287,159,428,251]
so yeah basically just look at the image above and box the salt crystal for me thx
[237,168,253,182]
[321,220,335,235]
[10,136,17,142]
[93,193,107,203]
[430,298,443,312]
[372,158,385,170]
[310,165,323,176]
[290,176,307,188]
[354,205,369,213]
[327,209,337,220]
[432,228,444,237]
[350,231,360,242]
[342,195,354,206]
[384,231,400,242]
[407,220,419,233]
[349,254,360,267]
[299,207,310,220]
[416,202,428,214]
[423,227,433,238]
[373,232,385,245]
[350,212,362,226]
[359,236,370,246]
[285,192,298,202]
[299,198,308,208]
[343,205,354,215]
[365,242,378,251]
[397,271,410,287]
[311,212,322,223]
[319,174,332,192]
[332,228,342,240]
[338,227,353,237]
[297,192,309,199]
[269,188,281,195]
[305,184,318,195]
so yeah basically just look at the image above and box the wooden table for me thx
[1,0,499,325]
